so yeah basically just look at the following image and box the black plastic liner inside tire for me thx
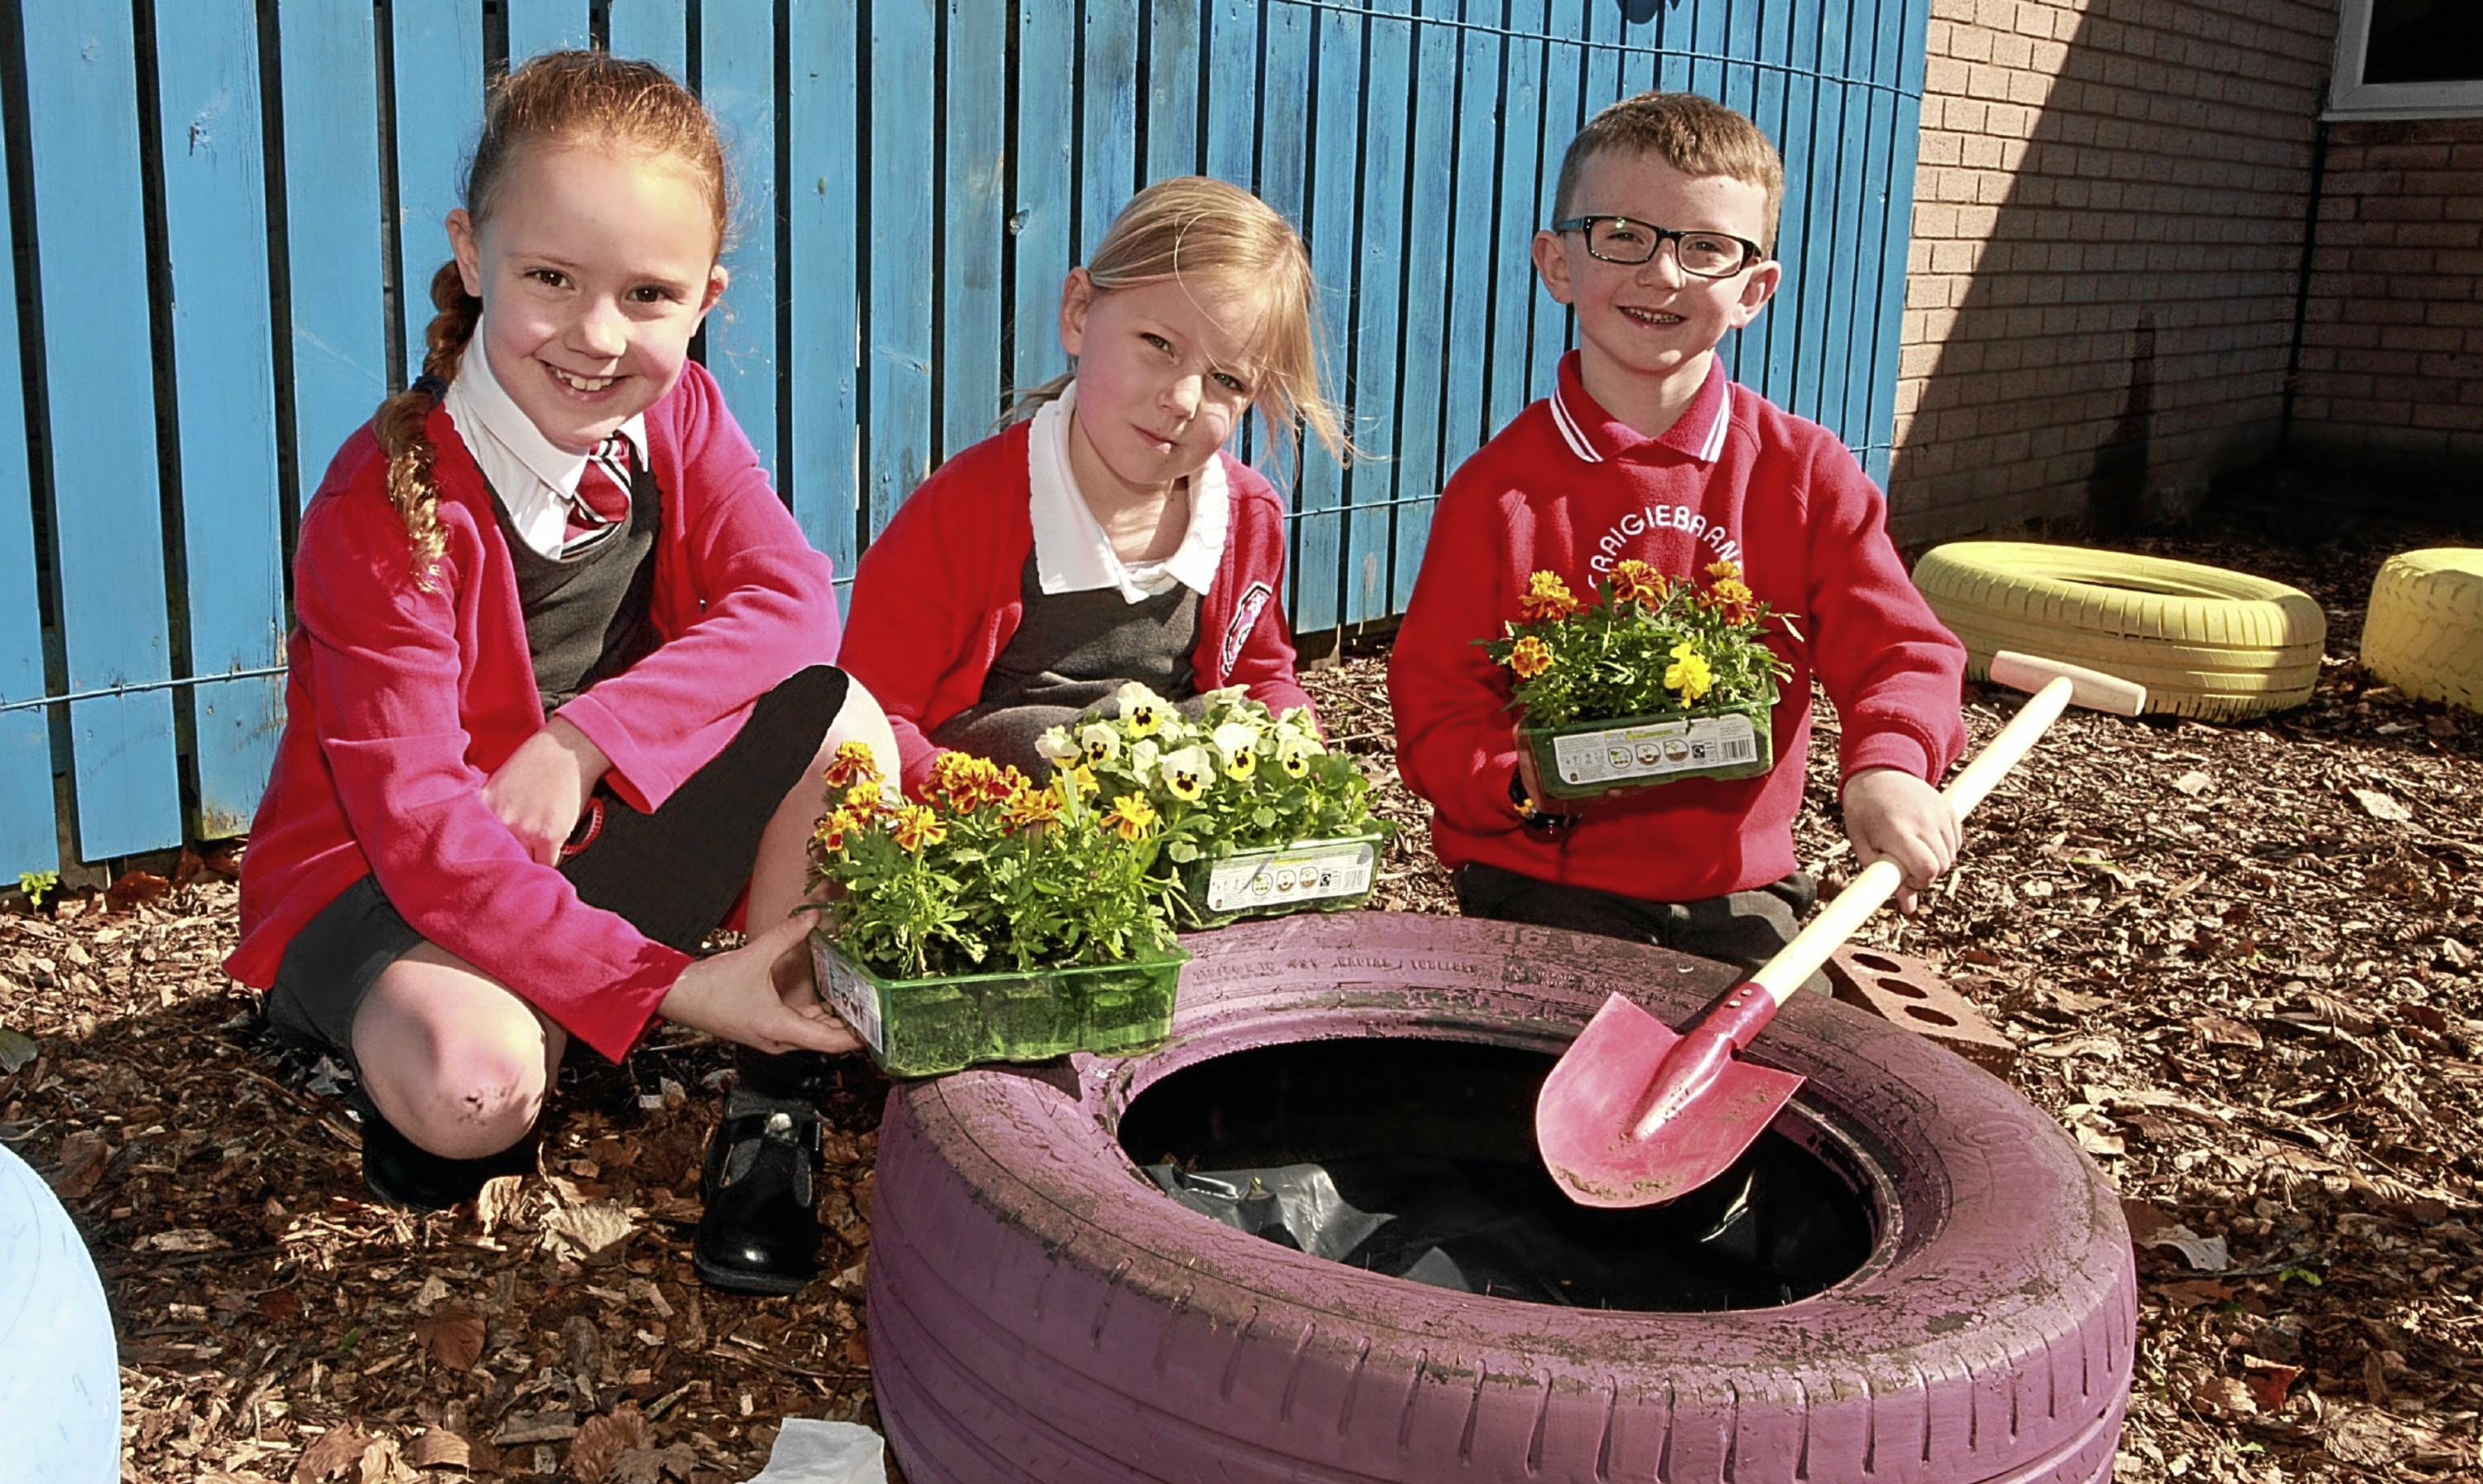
[868,915,2135,1483]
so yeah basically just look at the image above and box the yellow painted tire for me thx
[2361,548,2483,713]
[1911,542,2327,722]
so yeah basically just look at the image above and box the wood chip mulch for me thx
[2,519,2478,1483]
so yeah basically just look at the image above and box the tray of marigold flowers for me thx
[805,742,1187,1076]
[1482,558,1793,803]
[1035,683,1387,928]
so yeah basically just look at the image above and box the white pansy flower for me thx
[1078,722,1122,765]
[1035,727,1081,764]
[1156,745,1216,801]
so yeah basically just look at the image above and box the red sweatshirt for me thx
[838,420,1311,795]
[226,363,842,1062]
[1390,353,1966,903]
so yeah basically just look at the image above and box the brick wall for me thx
[1889,0,2337,540]
[2288,118,2483,470]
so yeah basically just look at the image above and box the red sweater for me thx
[226,363,842,1062]
[1390,354,1967,902]
[839,420,1311,795]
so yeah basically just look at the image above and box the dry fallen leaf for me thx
[2189,1374,2257,1418]
[2153,1278,2234,1310]
[612,1443,699,1484]
[2138,1223,2230,1272]
[2350,787,2412,822]
[413,1308,485,1372]
[565,1404,651,1484]
[474,1174,527,1234]
[2244,1355,2304,1410]
[544,1199,636,1261]
[50,1127,109,1198]
[142,1227,231,1253]
[2172,770,2212,797]
[404,1431,469,1470]
[2193,1014,2264,1050]
[292,1423,372,1484]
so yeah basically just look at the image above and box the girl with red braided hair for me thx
[227,52,891,1295]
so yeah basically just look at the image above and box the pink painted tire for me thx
[869,914,2134,1483]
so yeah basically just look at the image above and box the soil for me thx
[2,519,2478,1483]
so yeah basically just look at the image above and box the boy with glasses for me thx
[1390,91,1967,977]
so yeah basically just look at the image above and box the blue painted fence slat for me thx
[1346,0,1413,627]
[507,0,593,67]
[941,0,1008,464]
[278,0,388,510]
[1487,0,1546,435]
[1011,2,1074,398]
[787,0,860,587]
[1530,0,1583,402]
[1080,0,1141,262]
[1292,0,1359,635]
[1149,0,1203,183]
[701,0,778,480]
[23,2,182,862]
[390,5,486,372]
[608,0,689,81]
[156,0,287,839]
[1440,0,1499,471]
[1390,0,1458,613]
[867,0,934,537]
[0,63,52,873]
[1203,1,1260,187]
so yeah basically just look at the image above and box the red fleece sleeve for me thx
[1388,473,1528,838]
[838,478,990,796]
[1797,442,1968,786]
[294,497,689,1063]
[1215,478,1314,721]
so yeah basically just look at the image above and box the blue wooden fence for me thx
[0,0,1926,878]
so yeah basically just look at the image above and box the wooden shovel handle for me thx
[1748,676,2076,1005]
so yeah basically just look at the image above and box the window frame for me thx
[2329,0,2483,120]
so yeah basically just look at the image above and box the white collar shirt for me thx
[443,346,651,560]
[1026,384,1229,603]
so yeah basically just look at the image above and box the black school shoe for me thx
[350,1088,539,1212]
[693,1106,825,1295]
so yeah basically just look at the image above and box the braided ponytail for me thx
[374,263,482,580]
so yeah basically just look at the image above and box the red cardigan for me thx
[226,363,842,1061]
[1390,355,1967,903]
[838,420,1311,795]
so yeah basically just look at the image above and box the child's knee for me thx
[382,1035,548,1158]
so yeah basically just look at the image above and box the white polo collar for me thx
[443,342,650,559]
[1548,352,1733,467]
[1027,384,1230,603]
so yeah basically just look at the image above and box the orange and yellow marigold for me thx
[892,804,946,852]
[821,740,881,791]
[1517,570,1580,623]
[1102,794,1158,841]
[1507,635,1554,680]
[1608,560,1667,607]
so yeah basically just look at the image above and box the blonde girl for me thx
[840,176,1348,792]
[227,52,895,1297]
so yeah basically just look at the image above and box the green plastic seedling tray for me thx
[1517,690,1776,803]
[1173,832,1383,928]
[812,934,1186,1078]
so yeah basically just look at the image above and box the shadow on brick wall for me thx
[1890,2,2332,544]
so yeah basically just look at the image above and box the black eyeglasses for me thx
[1552,216,1766,278]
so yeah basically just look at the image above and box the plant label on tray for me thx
[1203,838,1377,913]
[1552,713,1762,787]
[818,947,887,1054]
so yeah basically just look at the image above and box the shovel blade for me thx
[1536,992,1808,1208]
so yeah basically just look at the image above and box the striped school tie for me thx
[563,435,634,553]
